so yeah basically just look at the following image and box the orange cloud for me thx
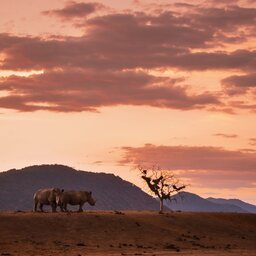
[249,138,256,146]
[213,133,238,138]
[0,69,219,112]
[0,1,255,112]
[222,73,256,95]
[1,32,255,72]
[43,1,105,20]
[119,144,256,188]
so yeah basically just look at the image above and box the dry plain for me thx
[0,211,255,256]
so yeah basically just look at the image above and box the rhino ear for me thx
[89,191,92,195]
[61,189,64,192]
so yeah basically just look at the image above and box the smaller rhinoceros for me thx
[57,190,96,212]
[33,188,64,212]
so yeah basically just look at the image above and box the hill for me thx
[207,198,256,213]
[0,211,255,256]
[167,192,249,213]
[1,164,255,213]
[0,164,160,211]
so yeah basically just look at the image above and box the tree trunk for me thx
[159,199,164,213]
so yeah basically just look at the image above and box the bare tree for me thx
[139,166,186,213]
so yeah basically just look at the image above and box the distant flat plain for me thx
[0,211,255,256]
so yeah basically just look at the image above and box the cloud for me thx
[206,0,240,5]
[249,138,256,146]
[1,33,255,72]
[222,73,256,95]
[0,1,255,112]
[1,4,256,72]
[0,69,220,112]
[190,5,256,31]
[43,1,104,20]
[119,144,256,188]
[208,106,236,115]
[120,144,256,171]
[168,50,256,71]
[92,160,103,164]
[213,133,238,138]
[228,101,256,113]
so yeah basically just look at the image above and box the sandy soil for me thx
[0,211,255,256]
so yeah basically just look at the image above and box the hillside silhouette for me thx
[168,192,253,213]
[1,164,255,212]
[207,197,256,213]
[0,164,160,211]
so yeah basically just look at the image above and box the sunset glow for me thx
[0,0,255,204]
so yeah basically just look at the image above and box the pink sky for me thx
[0,0,255,204]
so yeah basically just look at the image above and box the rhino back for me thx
[63,191,86,205]
[34,188,53,203]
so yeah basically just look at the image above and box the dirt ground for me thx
[0,211,255,256]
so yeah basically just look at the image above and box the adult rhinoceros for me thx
[57,190,96,212]
[33,188,64,212]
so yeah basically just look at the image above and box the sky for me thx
[0,0,255,204]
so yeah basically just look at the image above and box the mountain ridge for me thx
[0,164,160,211]
[0,164,255,213]
[207,197,256,213]
[168,191,254,213]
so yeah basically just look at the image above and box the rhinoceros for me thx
[57,190,96,212]
[33,188,64,212]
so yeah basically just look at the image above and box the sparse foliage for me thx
[139,166,186,213]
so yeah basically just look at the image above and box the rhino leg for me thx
[78,203,84,212]
[59,204,64,212]
[50,202,57,212]
[39,203,44,212]
[63,203,68,212]
[34,200,38,212]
